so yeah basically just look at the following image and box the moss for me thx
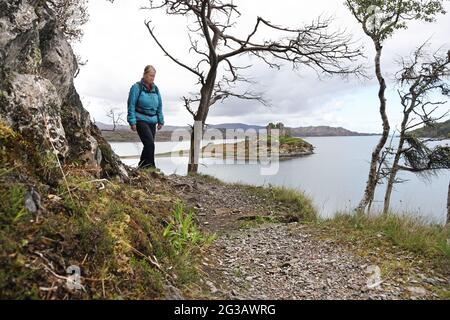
[436,288,450,299]
[18,33,42,74]
[0,121,16,142]
[0,95,211,298]
[98,142,113,163]
[97,141,123,178]
[127,257,164,297]
[0,261,40,299]
[0,120,61,186]
[31,44,42,72]
[76,216,115,265]
[0,185,27,225]
[0,183,41,299]
[0,162,211,299]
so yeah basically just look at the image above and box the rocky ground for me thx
[166,174,449,300]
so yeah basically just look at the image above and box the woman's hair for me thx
[144,65,156,74]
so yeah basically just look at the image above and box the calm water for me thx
[110,136,450,223]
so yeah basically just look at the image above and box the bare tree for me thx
[382,45,450,213]
[142,0,364,173]
[346,0,447,213]
[104,106,126,132]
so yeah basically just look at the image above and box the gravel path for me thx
[205,223,405,300]
[166,173,448,300]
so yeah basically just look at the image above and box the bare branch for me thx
[144,20,206,84]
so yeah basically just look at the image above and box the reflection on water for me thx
[111,136,450,223]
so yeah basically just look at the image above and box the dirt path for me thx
[166,174,447,300]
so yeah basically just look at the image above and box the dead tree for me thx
[382,45,450,214]
[104,106,126,132]
[346,0,446,213]
[143,0,364,173]
[398,138,450,173]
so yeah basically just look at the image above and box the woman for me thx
[127,65,164,169]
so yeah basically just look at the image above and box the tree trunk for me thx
[357,42,390,213]
[187,67,217,174]
[383,136,404,214]
[187,120,203,174]
[383,95,416,214]
[447,182,450,225]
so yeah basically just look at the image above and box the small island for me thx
[155,122,314,160]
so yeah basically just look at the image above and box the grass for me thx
[267,186,317,220]
[239,184,318,222]
[176,173,449,276]
[279,136,309,147]
[163,201,216,255]
[190,172,317,222]
[0,121,214,299]
[312,211,450,280]
[193,172,450,295]
[321,212,449,257]
[0,170,213,299]
[229,173,449,271]
[0,185,27,225]
[264,134,311,147]
[2,113,448,298]
[310,211,450,298]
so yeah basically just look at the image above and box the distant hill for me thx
[96,121,376,142]
[207,123,266,131]
[289,126,375,137]
[411,119,450,138]
[208,123,375,137]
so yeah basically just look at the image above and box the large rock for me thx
[0,0,128,180]
[3,73,69,157]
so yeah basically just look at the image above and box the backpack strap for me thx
[136,82,143,109]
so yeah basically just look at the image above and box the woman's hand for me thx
[131,125,137,132]
[157,123,163,131]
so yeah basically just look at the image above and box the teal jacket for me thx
[127,80,164,125]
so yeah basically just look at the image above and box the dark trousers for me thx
[136,121,157,168]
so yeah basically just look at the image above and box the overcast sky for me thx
[73,0,450,133]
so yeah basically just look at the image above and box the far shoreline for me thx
[104,131,382,143]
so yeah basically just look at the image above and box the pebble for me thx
[168,174,445,300]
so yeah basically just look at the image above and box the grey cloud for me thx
[73,0,450,130]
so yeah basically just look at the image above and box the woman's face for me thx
[143,71,156,84]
